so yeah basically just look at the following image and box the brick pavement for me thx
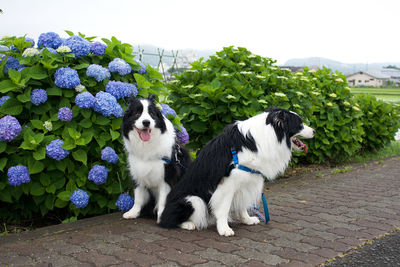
[1,156,400,266]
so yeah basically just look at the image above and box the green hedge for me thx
[168,46,399,163]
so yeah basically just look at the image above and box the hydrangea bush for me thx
[0,32,180,223]
[168,46,399,163]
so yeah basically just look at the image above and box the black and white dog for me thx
[122,94,191,222]
[159,108,315,236]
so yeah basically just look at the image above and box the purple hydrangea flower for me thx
[7,165,30,186]
[25,37,35,48]
[55,67,80,89]
[58,107,73,121]
[63,36,90,58]
[75,91,95,109]
[4,56,25,74]
[88,165,108,185]
[115,193,134,211]
[101,146,119,164]
[30,89,48,106]
[70,189,90,208]
[37,32,62,49]
[0,115,22,142]
[86,64,111,82]
[160,103,177,117]
[93,91,123,117]
[46,139,70,160]
[176,125,189,144]
[0,96,10,107]
[108,58,131,76]
[105,80,138,99]
[134,59,147,74]
[90,42,107,56]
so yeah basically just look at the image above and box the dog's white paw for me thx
[123,210,140,219]
[180,221,196,231]
[217,225,235,236]
[242,216,260,225]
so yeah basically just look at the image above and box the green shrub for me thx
[355,94,400,151]
[0,32,171,223]
[168,46,368,163]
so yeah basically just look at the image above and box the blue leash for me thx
[231,149,270,223]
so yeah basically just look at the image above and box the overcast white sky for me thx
[1,0,399,64]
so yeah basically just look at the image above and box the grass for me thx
[350,87,400,103]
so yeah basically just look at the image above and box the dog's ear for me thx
[274,110,286,127]
[148,94,156,103]
[128,93,137,104]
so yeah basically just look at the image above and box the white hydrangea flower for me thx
[335,78,344,83]
[254,64,261,67]
[344,101,350,106]
[270,67,278,71]
[56,46,71,53]
[281,68,291,72]
[248,54,257,58]
[194,94,202,97]
[353,106,361,111]
[182,85,194,89]
[300,77,309,82]
[327,102,333,107]
[238,62,246,66]
[258,99,268,104]
[312,78,318,81]
[186,69,198,73]
[22,48,39,57]
[221,73,230,77]
[308,69,317,73]
[43,121,53,131]
[277,76,288,80]
[311,91,321,95]
[329,93,337,98]
[295,72,303,76]
[296,91,304,96]
[275,92,287,97]
[239,71,252,75]
[226,95,236,100]
[256,75,265,79]
[75,84,85,92]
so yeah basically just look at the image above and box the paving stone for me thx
[195,238,241,253]
[269,238,317,253]
[33,252,83,266]
[75,250,122,266]
[233,247,287,265]
[114,249,164,266]
[122,230,167,242]
[195,248,247,265]
[298,228,340,241]
[273,248,325,265]
[157,247,208,266]
[120,238,166,253]
[231,237,280,253]
[42,239,86,255]
[267,229,306,242]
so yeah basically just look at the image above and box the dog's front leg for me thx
[123,186,149,219]
[239,208,260,225]
[156,183,171,223]
[210,185,235,236]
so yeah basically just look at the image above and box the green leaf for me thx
[8,69,21,84]
[76,131,93,146]
[46,184,56,194]
[0,80,17,93]
[97,195,108,208]
[0,98,23,115]
[30,120,45,130]
[24,65,48,80]
[28,159,45,174]
[95,116,110,126]
[74,63,90,70]
[0,157,7,172]
[68,128,81,140]
[54,199,68,208]
[40,173,51,186]
[72,149,87,165]
[0,190,12,203]
[57,191,71,201]
[47,87,63,96]
[31,182,45,196]
[190,120,208,133]
[110,129,120,141]
[134,73,152,89]
[45,195,55,210]
[33,146,46,160]
[65,30,74,36]
[0,142,6,153]
[79,118,92,128]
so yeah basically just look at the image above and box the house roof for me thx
[347,70,389,79]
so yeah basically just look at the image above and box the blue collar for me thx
[231,149,262,175]
[162,157,186,169]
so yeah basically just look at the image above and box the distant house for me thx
[346,70,389,87]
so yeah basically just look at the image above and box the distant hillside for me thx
[283,57,400,75]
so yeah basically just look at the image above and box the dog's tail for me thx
[159,195,208,229]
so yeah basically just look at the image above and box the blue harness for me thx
[162,144,186,169]
[231,149,270,223]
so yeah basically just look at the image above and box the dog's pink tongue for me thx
[139,129,151,142]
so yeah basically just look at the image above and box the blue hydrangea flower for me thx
[134,59,147,74]
[86,64,111,82]
[7,165,30,186]
[25,37,35,48]
[0,115,22,142]
[105,80,138,99]
[93,91,123,117]
[0,96,10,107]
[58,107,73,121]
[101,146,119,164]
[63,36,90,58]
[176,125,189,144]
[88,165,108,185]
[55,67,80,89]
[37,32,62,49]
[108,58,131,76]
[160,103,177,117]
[4,56,25,74]
[46,139,70,160]
[115,193,134,211]
[90,42,107,56]
[70,189,90,208]
[75,91,95,109]
[30,89,48,106]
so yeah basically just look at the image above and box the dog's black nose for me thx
[142,120,150,127]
